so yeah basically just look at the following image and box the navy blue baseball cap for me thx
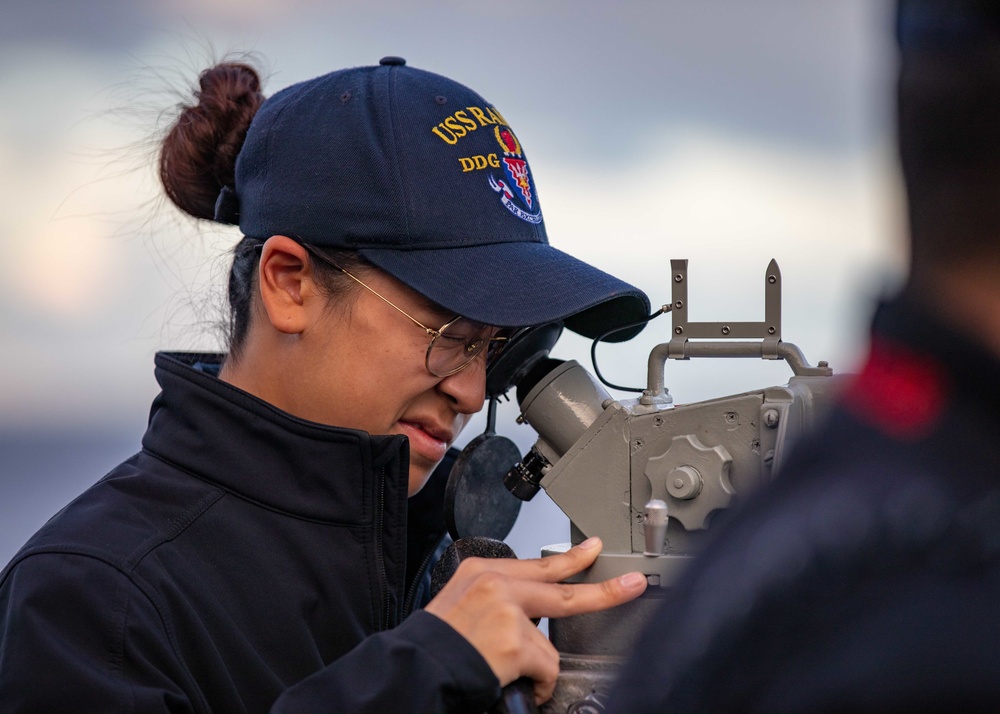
[216,57,649,341]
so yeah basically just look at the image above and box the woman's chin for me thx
[407,462,437,497]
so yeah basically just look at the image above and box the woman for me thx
[0,57,650,713]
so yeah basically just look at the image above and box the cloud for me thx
[0,0,899,432]
[528,126,906,409]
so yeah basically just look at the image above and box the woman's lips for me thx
[396,420,449,463]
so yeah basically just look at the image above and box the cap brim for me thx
[359,242,650,342]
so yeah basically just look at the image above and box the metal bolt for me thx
[819,360,829,368]
[674,326,684,335]
[515,415,525,424]
[763,449,775,466]
[667,466,702,500]
[764,409,780,428]
[768,326,776,334]
[674,300,684,310]
[721,325,731,335]
[633,438,644,449]
[674,273,684,283]
[653,415,664,427]
[725,412,737,424]
[768,274,776,284]
[634,512,645,523]
[568,701,602,714]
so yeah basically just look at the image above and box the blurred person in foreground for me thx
[608,1,1000,712]
[0,57,650,713]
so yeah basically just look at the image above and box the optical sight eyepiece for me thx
[503,447,550,501]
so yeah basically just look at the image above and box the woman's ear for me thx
[257,235,315,335]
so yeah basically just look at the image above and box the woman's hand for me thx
[423,537,647,705]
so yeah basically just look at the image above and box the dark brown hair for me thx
[159,62,366,360]
[160,62,264,220]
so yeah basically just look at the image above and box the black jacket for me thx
[0,352,500,713]
[608,296,1000,713]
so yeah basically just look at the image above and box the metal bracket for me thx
[640,259,832,406]
[668,258,782,359]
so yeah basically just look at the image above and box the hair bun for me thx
[160,62,265,221]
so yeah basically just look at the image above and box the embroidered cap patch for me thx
[489,125,542,224]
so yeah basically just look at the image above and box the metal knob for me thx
[643,499,669,556]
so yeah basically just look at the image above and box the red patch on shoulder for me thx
[844,337,949,439]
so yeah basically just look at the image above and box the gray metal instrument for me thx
[501,259,845,712]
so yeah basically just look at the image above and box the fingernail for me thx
[619,572,646,589]
[578,536,601,550]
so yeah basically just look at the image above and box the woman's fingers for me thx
[512,571,648,620]
[519,624,561,704]
[449,537,648,618]
[454,536,604,585]
[424,535,649,704]
[452,564,647,621]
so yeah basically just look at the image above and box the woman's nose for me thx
[437,354,487,415]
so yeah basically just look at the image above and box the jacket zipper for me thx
[402,542,439,617]
[374,465,391,631]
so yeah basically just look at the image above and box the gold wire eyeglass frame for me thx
[300,245,509,377]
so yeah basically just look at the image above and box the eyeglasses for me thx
[303,246,509,377]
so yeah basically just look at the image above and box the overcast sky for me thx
[0,0,901,429]
[0,0,902,557]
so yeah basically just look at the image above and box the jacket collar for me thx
[142,352,410,524]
